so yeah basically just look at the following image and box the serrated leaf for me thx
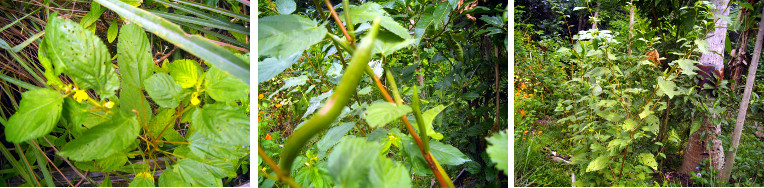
[168,59,202,88]
[129,172,155,187]
[144,73,182,108]
[258,15,327,59]
[97,153,128,172]
[339,2,410,40]
[637,153,658,170]
[364,102,412,128]
[328,137,381,187]
[158,166,187,187]
[368,156,411,188]
[622,119,637,131]
[414,2,449,43]
[187,131,243,161]
[586,156,609,172]
[317,122,356,153]
[119,87,152,127]
[486,130,508,174]
[191,103,249,146]
[204,67,249,103]
[5,88,64,143]
[44,16,119,98]
[58,112,140,161]
[275,0,296,15]
[694,39,710,53]
[674,59,700,76]
[302,90,333,119]
[173,159,233,187]
[657,77,680,99]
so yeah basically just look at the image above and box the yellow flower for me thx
[523,130,528,134]
[275,104,282,108]
[190,96,200,105]
[522,137,525,140]
[520,110,526,115]
[259,94,264,99]
[261,167,267,172]
[521,83,526,88]
[312,157,318,161]
[136,172,154,182]
[73,89,89,102]
[305,162,311,167]
[103,101,114,109]
[538,131,543,135]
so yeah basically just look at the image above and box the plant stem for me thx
[259,146,301,188]
[323,0,354,46]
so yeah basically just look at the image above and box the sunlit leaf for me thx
[586,156,609,172]
[144,73,182,108]
[4,88,64,143]
[168,59,202,88]
[364,101,412,128]
[485,130,508,174]
[259,15,327,59]
[204,67,248,103]
[638,153,658,170]
[58,112,140,161]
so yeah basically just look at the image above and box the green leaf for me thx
[95,0,249,85]
[317,122,356,153]
[637,153,658,170]
[586,156,609,172]
[5,88,64,143]
[187,131,243,161]
[97,153,128,172]
[368,156,411,188]
[168,59,202,88]
[690,116,703,136]
[373,31,414,57]
[58,112,140,161]
[486,130,508,174]
[158,166,187,187]
[364,101,412,128]
[421,105,448,140]
[107,21,118,43]
[294,164,332,188]
[258,15,327,59]
[694,39,710,53]
[129,172,155,187]
[204,67,248,103]
[173,158,234,187]
[257,52,301,83]
[414,2,449,42]
[81,2,105,32]
[43,16,118,98]
[275,0,296,15]
[339,3,410,40]
[144,73,182,108]
[119,87,152,127]
[148,108,174,138]
[622,118,637,131]
[672,59,700,76]
[328,137,382,187]
[191,103,249,146]
[117,23,153,89]
[657,77,680,99]
[429,140,470,165]
[573,7,587,11]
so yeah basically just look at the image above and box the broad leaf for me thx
[317,122,356,153]
[144,73,182,108]
[118,23,153,89]
[673,59,700,76]
[191,103,249,146]
[129,172,155,187]
[5,88,64,143]
[43,16,119,98]
[637,153,658,170]
[204,67,248,103]
[107,22,118,43]
[95,0,249,85]
[58,112,140,161]
[429,140,470,166]
[657,77,680,99]
[158,166,187,187]
[275,0,296,15]
[173,158,234,187]
[364,101,412,128]
[168,59,202,88]
[486,130,508,174]
[421,105,448,140]
[339,2,409,40]
[328,137,381,186]
[97,153,128,172]
[368,155,411,188]
[586,156,609,172]
[257,52,301,83]
[414,2,450,43]
[258,15,327,59]
[119,87,152,127]
[187,131,243,161]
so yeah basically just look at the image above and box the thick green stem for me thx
[279,18,381,176]
[411,85,430,152]
[385,70,403,105]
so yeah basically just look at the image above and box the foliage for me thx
[258,0,508,187]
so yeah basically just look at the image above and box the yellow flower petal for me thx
[104,101,114,109]
[73,89,89,102]
[191,96,200,105]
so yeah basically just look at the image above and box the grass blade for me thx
[147,10,249,35]
[172,0,249,21]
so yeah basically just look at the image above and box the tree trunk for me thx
[719,6,764,182]
[678,0,730,175]
[628,0,634,55]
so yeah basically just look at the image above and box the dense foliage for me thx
[516,0,764,186]
[0,0,249,186]
[257,0,508,187]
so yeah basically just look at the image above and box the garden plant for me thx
[0,0,250,186]
[516,0,764,186]
[257,0,508,187]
